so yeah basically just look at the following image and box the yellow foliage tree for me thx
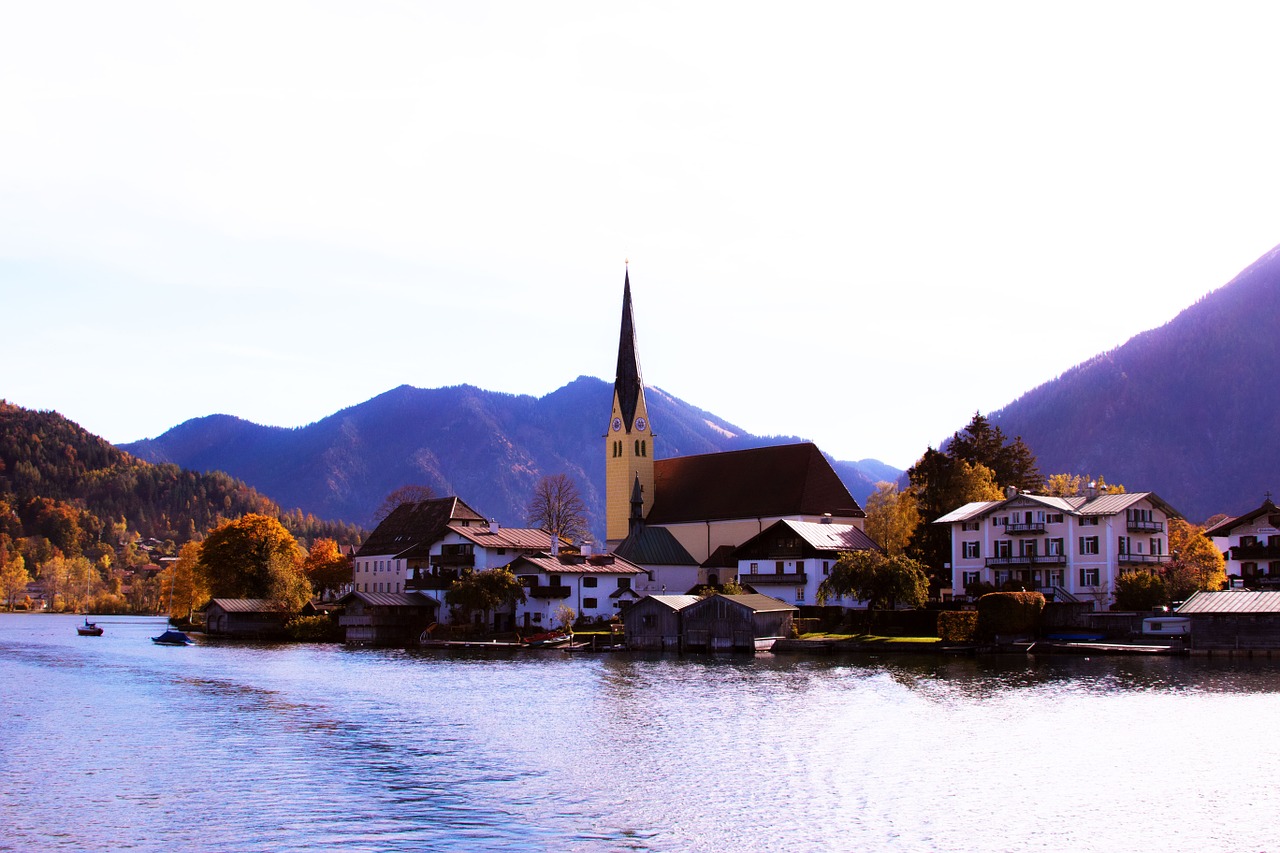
[864,481,921,556]
[1164,518,1226,600]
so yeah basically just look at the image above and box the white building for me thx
[1205,496,1280,588]
[508,550,646,630]
[730,518,880,608]
[935,489,1181,607]
[352,497,486,596]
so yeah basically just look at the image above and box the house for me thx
[202,598,292,638]
[731,518,881,608]
[603,270,866,567]
[1204,497,1280,588]
[336,590,440,646]
[935,487,1181,608]
[405,522,566,621]
[1176,589,1280,649]
[680,593,797,652]
[508,549,647,631]
[351,497,487,596]
[623,594,700,650]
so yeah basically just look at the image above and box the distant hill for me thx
[986,243,1280,524]
[123,377,896,536]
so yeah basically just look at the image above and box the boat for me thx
[77,619,104,637]
[754,636,783,652]
[522,630,571,648]
[152,628,192,646]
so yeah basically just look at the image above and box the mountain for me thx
[986,243,1280,524]
[123,377,896,536]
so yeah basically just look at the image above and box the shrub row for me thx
[937,611,979,643]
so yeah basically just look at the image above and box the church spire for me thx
[614,268,644,430]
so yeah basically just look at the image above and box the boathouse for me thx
[1176,590,1280,650]
[202,598,292,639]
[680,593,797,652]
[337,590,440,646]
[624,594,700,650]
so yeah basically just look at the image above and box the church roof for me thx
[646,442,865,525]
[613,269,645,429]
[355,497,486,559]
[614,522,699,566]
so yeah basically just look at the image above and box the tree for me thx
[864,482,921,556]
[818,550,929,610]
[1164,518,1226,600]
[946,413,1043,493]
[1,553,29,610]
[372,485,435,523]
[526,473,588,544]
[197,514,309,609]
[302,538,351,600]
[554,604,576,632]
[160,541,207,621]
[906,449,1003,582]
[1114,571,1167,611]
[446,568,526,628]
[1043,473,1126,497]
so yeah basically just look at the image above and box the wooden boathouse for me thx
[680,593,797,652]
[624,594,700,651]
[338,591,440,646]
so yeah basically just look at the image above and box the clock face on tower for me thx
[611,417,622,432]
[635,417,647,432]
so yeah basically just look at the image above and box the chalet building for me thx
[935,488,1181,608]
[730,518,881,608]
[352,497,487,595]
[680,593,797,652]
[202,598,292,638]
[337,590,439,646]
[1205,497,1280,588]
[623,594,700,650]
[406,522,566,622]
[603,271,866,571]
[508,550,646,630]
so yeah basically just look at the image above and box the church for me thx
[605,269,868,595]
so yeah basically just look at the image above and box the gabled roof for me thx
[701,544,740,570]
[507,551,646,575]
[355,497,485,559]
[647,442,865,525]
[202,598,281,614]
[1205,499,1280,537]
[337,590,440,609]
[634,594,701,611]
[614,522,699,566]
[445,525,562,551]
[687,592,798,614]
[733,519,881,560]
[1177,590,1280,614]
[933,492,1182,524]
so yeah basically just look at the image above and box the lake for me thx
[2,613,1278,852]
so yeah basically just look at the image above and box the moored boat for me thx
[152,628,192,646]
[77,619,104,637]
[522,630,571,648]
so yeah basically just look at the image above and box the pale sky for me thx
[4,2,1280,471]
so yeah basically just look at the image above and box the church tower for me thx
[606,269,654,544]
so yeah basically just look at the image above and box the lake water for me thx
[2,614,1279,852]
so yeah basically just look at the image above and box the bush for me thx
[285,614,341,643]
[976,591,1046,638]
[937,611,979,643]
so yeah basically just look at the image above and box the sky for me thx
[5,2,1280,471]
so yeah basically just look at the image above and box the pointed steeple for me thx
[614,268,644,430]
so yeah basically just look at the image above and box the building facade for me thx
[1206,497,1280,588]
[730,518,880,608]
[509,551,646,630]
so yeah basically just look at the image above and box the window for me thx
[1241,535,1258,547]
[995,540,1012,558]
[1047,513,1064,524]
[962,570,981,588]
[1150,538,1163,556]
[1079,536,1099,555]
[1046,538,1063,556]
[822,560,830,576]
[1081,516,1099,526]
[583,577,598,588]
[550,574,562,586]
[533,613,543,624]
[776,561,785,574]
[795,586,805,602]
[962,541,980,559]
[961,521,980,531]
[1020,539,1037,557]
[1079,568,1100,586]
[617,577,631,589]
[497,548,506,556]
[582,597,598,609]
[642,614,655,627]
[1270,562,1280,577]
[1243,562,1258,577]
[750,562,759,572]
[1118,536,1130,555]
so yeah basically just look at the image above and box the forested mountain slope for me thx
[124,377,892,535]
[987,243,1280,523]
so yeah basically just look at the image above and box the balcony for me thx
[1004,522,1045,534]
[1032,553,1067,566]
[527,585,572,599]
[739,572,808,586]
[1118,553,1170,565]
[985,555,1033,568]
[433,552,475,569]
[1231,543,1280,560]
[1127,519,1164,533]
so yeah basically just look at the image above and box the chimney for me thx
[581,540,593,557]
[1085,481,1098,500]
[551,533,560,556]
[490,518,500,533]
[1005,486,1017,499]
[821,513,832,525]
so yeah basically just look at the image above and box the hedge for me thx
[937,611,979,643]
[976,591,1046,637]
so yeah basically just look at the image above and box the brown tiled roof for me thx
[646,442,864,524]
[507,552,646,575]
[355,497,485,559]
[446,525,563,550]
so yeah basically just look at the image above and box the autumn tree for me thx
[526,473,588,545]
[1164,518,1226,600]
[1043,474,1126,497]
[372,484,436,523]
[303,538,352,600]
[1,553,29,610]
[906,449,1004,582]
[446,568,526,629]
[1114,570,1167,610]
[864,482,921,556]
[946,413,1042,493]
[818,550,929,610]
[197,514,310,611]
[160,540,207,621]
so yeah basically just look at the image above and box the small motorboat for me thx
[152,628,192,646]
[522,630,571,648]
[77,619,104,637]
